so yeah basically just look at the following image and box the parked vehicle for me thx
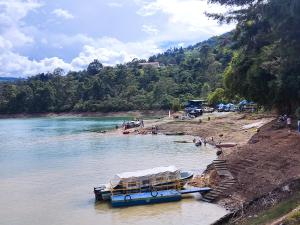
[217,103,226,112]
[123,120,141,129]
[217,103,238,112]
[185,100,204,117]
[203,106,215,113]
[238,100,257,112]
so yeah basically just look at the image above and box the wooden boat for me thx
[165,132,185,136]
[215,142,237,148]
[94,166,193,201]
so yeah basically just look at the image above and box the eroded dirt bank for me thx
[92,111,298,224]
[223,120,300,203]
[215,120,300,224]
[142,112,300,224]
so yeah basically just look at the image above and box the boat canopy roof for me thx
[111,166,180,188]
[116,166,178,179]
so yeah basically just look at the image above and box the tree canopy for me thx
[2,0,298,114]
[208,0,300,113]
[0,33,234,114]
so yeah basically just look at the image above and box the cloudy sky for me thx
[0,0,234,77]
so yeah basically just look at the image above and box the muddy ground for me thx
[143,112,300,224]
[101,111,299,224]
[156,112,273,147]
[218,120,300,224]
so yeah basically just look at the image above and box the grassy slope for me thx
[243,192,300,225]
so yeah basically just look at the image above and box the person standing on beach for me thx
[287,116,292,131]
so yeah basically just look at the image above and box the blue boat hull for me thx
[111,190,182,207]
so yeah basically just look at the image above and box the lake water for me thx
[0,117,227,225]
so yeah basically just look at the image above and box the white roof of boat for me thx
[116,166,178,179]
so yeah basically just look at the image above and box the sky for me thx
[0,0,235,77]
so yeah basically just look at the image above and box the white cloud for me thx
[0,0,163,78]
[0,36,13,50]
[142,24,159,35]
[0,0,71,77]
[42,34,162,69]
[0,0,235,77]
[0,34,162,77]
[52,8,74,20]
[70,37,162,69]
[107,2,123,8]
[3,27,34,47]
[0,0,42,24]
[135,0,159,16]
[135,0,234,41]
[0,0,42,48]
[0,50,73,76]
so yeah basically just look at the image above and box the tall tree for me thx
[87,59,103,75]
[208,0,300,113]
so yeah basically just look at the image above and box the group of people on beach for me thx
[278,114,292,130]
[193,137,207,147]
[151,125,158,134]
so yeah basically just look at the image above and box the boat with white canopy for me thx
[94,166,193,201]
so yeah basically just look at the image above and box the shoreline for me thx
[150,112,299,225]
[119,111,299,224]
[3,110,299,224]
[0,110,169,119]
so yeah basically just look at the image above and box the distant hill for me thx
[0,32,235,114]
[148,31,234,66]
[0,77,24,83]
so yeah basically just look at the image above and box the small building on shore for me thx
[138,62,160,68]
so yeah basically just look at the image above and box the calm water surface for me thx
[0,117,227,225]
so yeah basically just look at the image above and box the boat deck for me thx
[111,190,181,207]
[111,187,212,207]
[179,187,211,195]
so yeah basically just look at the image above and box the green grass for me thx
[244,192,300,225]
[283,208,300,225]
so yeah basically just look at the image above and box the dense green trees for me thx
[1,1,298,114]
[208,0,300,113]
[0,33,234,114]
[207,88,226,105]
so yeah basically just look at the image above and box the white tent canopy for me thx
[110,166,180,188]
[116,166,178,179]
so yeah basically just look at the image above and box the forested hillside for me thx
[208,0,300,114]
[1,0,299,115]
[0,32,234,114]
